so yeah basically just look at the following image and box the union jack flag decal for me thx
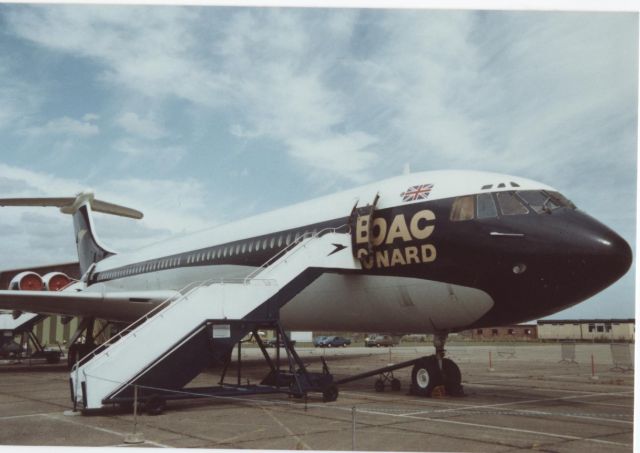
[401,184,433,202]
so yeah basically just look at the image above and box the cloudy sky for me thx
[0,5,636,319]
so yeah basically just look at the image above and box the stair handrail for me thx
[242,224,350,284]
[74,225,352,370]
[74,278,224,368]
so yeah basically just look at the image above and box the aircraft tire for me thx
[374,379,385,392]
[322,384,339,402]
[391,378,401,391]
[410,356,442,397]
[442,358,464,396]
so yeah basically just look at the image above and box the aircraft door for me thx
[349,193,379,260]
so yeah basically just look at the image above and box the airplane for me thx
[0,169,632,408]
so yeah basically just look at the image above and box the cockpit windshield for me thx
[450,190,576,221]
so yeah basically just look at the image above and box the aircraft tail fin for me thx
[0,192,143,276]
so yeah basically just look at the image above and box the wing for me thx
[0,289,179,323]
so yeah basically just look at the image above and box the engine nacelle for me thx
[42,272,72,291]
[9,272,44,291]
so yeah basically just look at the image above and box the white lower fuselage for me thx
[92,264,493,333]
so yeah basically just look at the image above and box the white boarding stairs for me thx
[71,231,360,410]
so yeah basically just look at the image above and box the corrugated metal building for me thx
[537,319,635,341]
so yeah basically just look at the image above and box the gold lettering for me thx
[405,246,420,264]
[357,248,374,269]
[386,214,412,244]
[375,250,390,268]
[421,244,437,262]
[356,216,370,244]
[371,217,387,247]
[390,248,407,266]
[410,210,435,240]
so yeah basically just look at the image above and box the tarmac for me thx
[0,343,634,452]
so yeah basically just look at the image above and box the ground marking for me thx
[43,413,172,448]
[0,412,57,420]
[399,390,634,416]
[355,407,631,447]
[261,406,312,450]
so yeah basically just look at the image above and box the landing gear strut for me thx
[410,333,464,397]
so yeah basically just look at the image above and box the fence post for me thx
[591,353,599,380]
[125,385,145,444]
[352,406,356,451]
[488,350,494,372]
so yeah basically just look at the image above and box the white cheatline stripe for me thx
[43,413,171,448]
[261,406,311,450]
[355,407,631,447]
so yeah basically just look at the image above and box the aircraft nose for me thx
[564,213,632,293]
[591,225,632,284]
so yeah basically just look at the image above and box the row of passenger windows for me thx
[450,190,576,221]
[100,228,321,280]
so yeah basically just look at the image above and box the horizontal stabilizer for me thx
[0,193,143,219]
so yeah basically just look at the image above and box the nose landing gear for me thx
[410,333,464,397]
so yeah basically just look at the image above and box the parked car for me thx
[317,336,351,347]
[365,334,396,347]
[263,338,296,348]
[313,336,328,347]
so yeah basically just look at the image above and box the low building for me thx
[537,319,635,342]
[464,324,538,340]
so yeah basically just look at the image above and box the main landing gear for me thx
[409,333,464,397]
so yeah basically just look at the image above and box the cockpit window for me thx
[517,190,557,214]
[517,190,575,213]
[476,193,498,219]
[547,191,576,209]
[496,192,529,215]
[450,196,475,221]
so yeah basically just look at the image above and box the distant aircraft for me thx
[0,170,631,410]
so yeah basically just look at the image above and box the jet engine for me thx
[9,271,44,291]
[42,272,72,291]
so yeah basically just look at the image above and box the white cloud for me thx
[113,139,185,166]
[5,7,380,183]
[0,57,42,131]
[21,115,99,138]
[116,112,166,140]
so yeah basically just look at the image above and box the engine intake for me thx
[43,272,72,291]
[9,271,44,291]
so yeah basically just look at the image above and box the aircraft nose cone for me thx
[564,213,633,294]
[592,227,632,284]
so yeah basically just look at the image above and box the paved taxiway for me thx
[0,343,634,451]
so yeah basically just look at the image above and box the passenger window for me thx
[286,233,291,245]
[450,196,475,221]
[235,244,241,254]
[496,192,529,215]
[476,193,498,219]
[278,236,283,247]
[270,237,275,248]
[262,238,268,249]
[242,243,247,253]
